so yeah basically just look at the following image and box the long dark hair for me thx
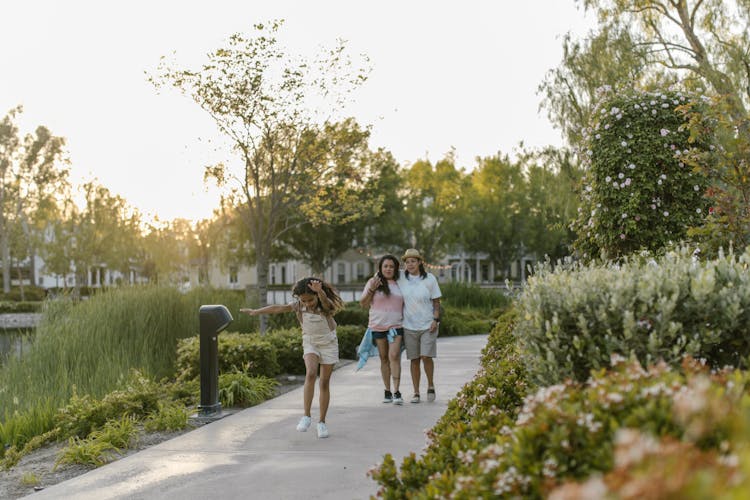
[404,261,427,279]
[374,254,400,295]
[292,277,344,314]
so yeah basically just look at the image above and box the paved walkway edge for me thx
[31,334,488,500]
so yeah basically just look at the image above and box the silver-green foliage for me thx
[517,247,750,385]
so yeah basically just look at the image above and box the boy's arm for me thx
[239,304,293,316]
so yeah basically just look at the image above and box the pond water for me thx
[0,329,33,365]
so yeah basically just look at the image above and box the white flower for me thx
[696,208,702,213]
[622,213,628,219]
[663,211,669,216]
[660,128,670,136]
[652,109,657,115]
[621,141,628,147]
[658,179,663,185]
[618,172,625,179]
[694,185,700,191]
[605,176,612,182]
[628,163,636,169]
[660,174,667,179]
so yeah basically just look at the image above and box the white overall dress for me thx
[296,304,339,365]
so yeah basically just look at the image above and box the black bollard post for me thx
[197,305,233,417]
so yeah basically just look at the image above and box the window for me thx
[270,265,276,285]
[337,262,346,283]
[281,265,287,284]
[229,266,238,284]
[355,262,365,280]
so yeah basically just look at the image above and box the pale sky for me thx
[0,1,593,223]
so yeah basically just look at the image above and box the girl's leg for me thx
[303,353,320,416]
[318,363,334,422]
[388,336,402,393]
[375,337,391,391]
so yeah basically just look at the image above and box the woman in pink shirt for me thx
[359,254,405,404]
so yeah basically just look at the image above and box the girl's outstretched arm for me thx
[239,304,293,316]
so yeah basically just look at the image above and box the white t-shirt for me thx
[397,272,442,330]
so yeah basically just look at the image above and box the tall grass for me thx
[1,287,187,414]
[440,282,511,312]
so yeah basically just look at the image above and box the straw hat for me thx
[401,248,423,261]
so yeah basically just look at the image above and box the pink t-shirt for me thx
[363,278,404,330]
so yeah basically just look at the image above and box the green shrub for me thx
[516,247,750,386]
[0,301,43,313]
[440,282,511,312]
[143,402,191,432]
[334,302,369,327]
[264,327,305,374]
[335,324,364,361]
[371,308,530,498]
[572,88,710,260]
[218,373,278,407]
[0,286,47,302]
[376,340,750,498]
[175,333,280,380]
[439,306,494,336]
[55,371,161,439]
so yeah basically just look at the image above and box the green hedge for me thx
[176,333,280,380]
[516,247,750,386]
[0,301,43,313]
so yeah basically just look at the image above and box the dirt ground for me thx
[0,375,305,499]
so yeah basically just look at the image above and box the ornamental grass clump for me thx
[516,247,750,386]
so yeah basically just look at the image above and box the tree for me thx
[519,147,583,262]
[400,154,468,264]
[151,21,374,332]
[42,181,142,292]
[280,120,387,276]
[141,218,193,285]
[463,154,529,275]
[0,106,68,294]
[541,0,750,149]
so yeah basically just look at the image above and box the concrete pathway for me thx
[30,334,488,500]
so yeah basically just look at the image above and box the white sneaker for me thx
[392,391,404,405]
[317,422,329,438]
[296,416,312,432]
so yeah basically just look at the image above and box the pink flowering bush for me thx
[369,309,530,498]
[372,342,750,498]
[572,88,710,260]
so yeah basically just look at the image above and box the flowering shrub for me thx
[369,309,531,498]
[516,247,750,385]
[572,88,710,259]
[373,347,750,498]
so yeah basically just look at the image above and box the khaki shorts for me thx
[302,331,339,365]
[403,327,437,360]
